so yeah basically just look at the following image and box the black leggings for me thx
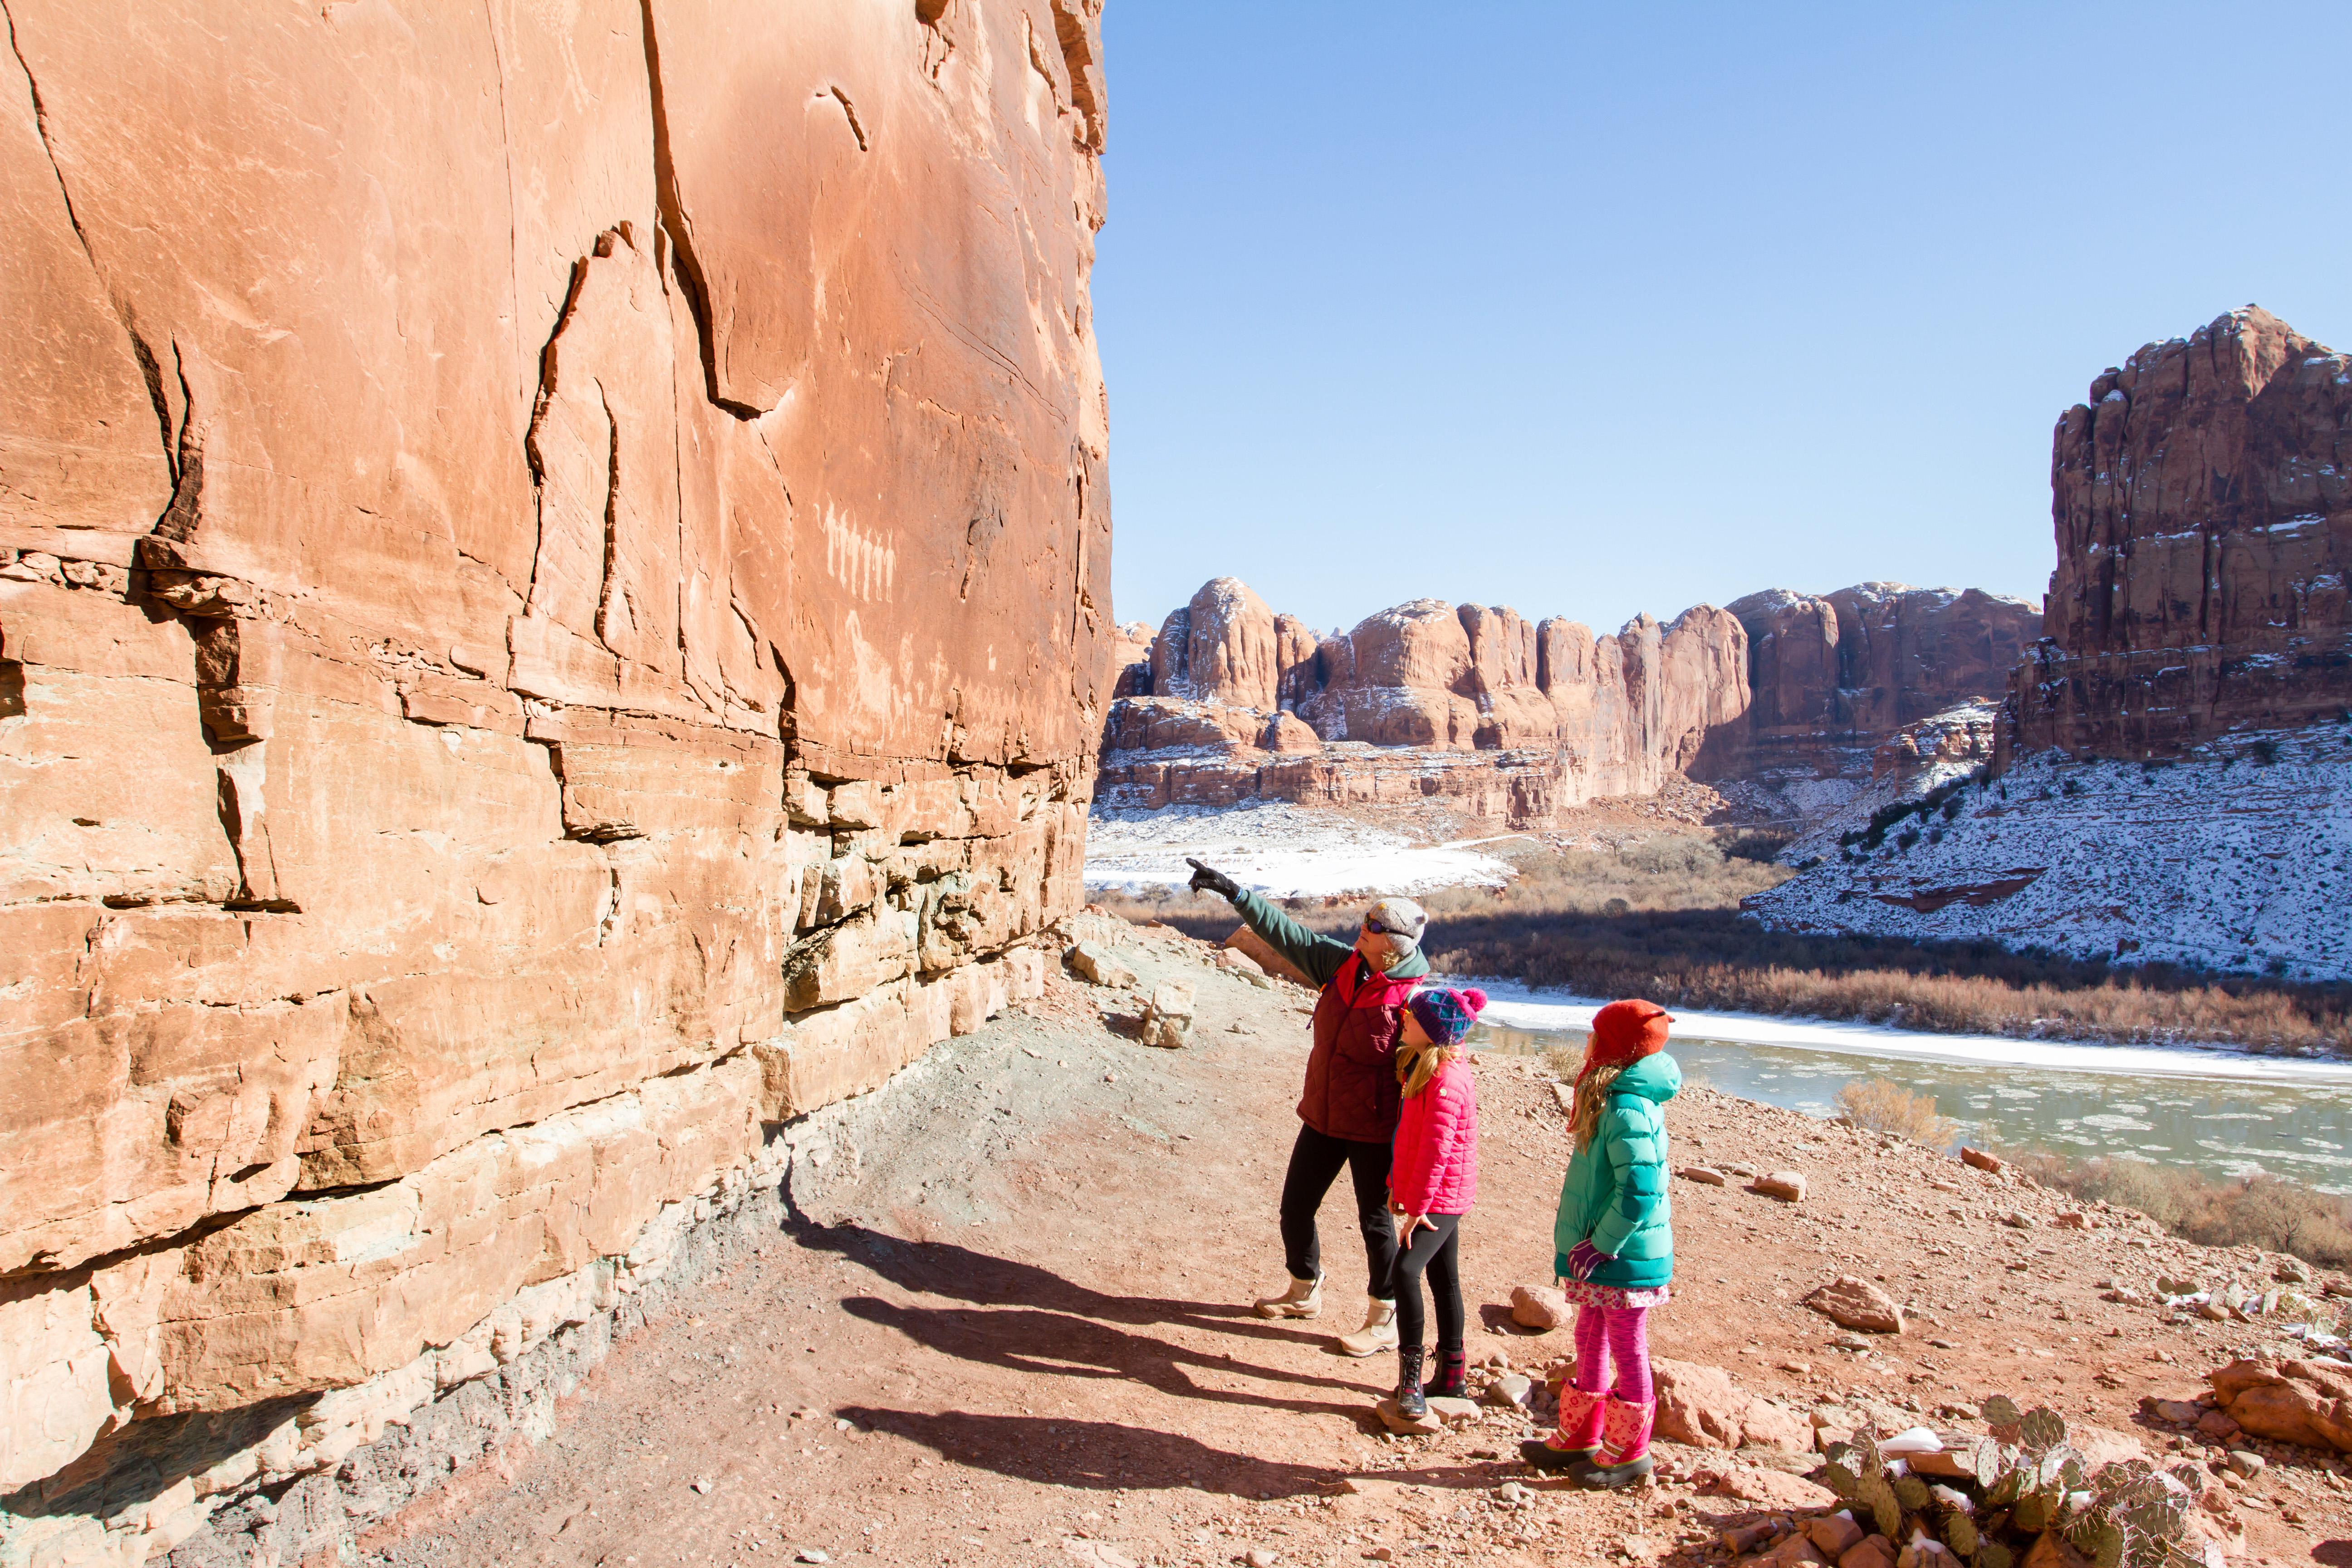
[1390,1211,1464,1352]
[1279,1125,1399,1299]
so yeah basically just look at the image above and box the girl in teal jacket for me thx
[1522,999,1679,1488]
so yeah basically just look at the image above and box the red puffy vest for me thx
[1298,954,1417,1142]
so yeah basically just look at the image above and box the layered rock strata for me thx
[2010,307,2352,757]
[1100,579,1751,823]
[1099,575,2033,828]
[0,1,1107,1558]
[1730,584,2040,779]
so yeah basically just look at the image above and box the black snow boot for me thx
[1423,1343,1468,1400]
[1393,1346,1428,1419]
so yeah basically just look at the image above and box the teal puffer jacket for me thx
[1552,1053,1680,1290]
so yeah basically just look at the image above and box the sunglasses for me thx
[1362,914,1413,937]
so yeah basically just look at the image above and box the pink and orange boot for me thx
[1519,1386,1605,1472]
[1578,1395,1656,1488]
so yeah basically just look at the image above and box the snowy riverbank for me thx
[1470,978,2352,1084]
[1083,800,1516,898]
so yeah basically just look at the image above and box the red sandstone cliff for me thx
[0,0,1108,1546]
[1100,574,2033,827]
[1730,583,2040,778]
[1100,583,1754,822]
[2009,307,2352,756]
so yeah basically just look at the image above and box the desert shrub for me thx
[1416,836,1790,919]
[1842,769,1988,852]
[1424,906,2352,1054]
[2184,1176,2352,1264]
[1720,829,1792,863]
[1621,835,1722,877]
[2006,1152,2352,1268]
[1544,1040,1584,1080]
[1833,1078,1957,1147]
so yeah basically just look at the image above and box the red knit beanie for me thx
[1581,998,1672,1082]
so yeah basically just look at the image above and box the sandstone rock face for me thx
[1100,574,2032,830]
[2013,307,2352,757]
[0,0,1106,1548]
[1110,621,1156,699]
[1871,700,1999,786]
[1727,584,2039,785]
[1101,581,1757,826]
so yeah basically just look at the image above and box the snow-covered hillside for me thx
[1083,801,1517,898]
[1745,727,2352,981]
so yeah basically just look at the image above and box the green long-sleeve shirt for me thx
[1228,887,1431,988]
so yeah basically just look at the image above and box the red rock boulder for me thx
[2207,1357,2352,1452]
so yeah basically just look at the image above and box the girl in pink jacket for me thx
[1384,985,1485,1418]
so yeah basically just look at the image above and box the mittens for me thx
[1184,858,1240,899]
[1566,1240,1612,1282]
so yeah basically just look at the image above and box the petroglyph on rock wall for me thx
[0,0,1110,1555]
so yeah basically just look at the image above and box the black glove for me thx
[1185,858,1240,900]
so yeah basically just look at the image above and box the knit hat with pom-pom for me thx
[1406,985,1488,1049]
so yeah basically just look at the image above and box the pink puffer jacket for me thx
[1389,1054,1477,1216]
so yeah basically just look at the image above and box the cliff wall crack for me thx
[2,1,182,488]
[636,0,764,421]
[827,85,868,151]
[476,0,525,428]
[592,383,623,651]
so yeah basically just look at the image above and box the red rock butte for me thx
[0,1,1109,1551]
[2009,306,2352,758]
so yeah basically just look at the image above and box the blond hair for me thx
[1568,1039,1627,1153]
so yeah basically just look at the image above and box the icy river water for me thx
[1468,983,2352,1196]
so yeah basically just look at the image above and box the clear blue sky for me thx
[1092,2,2352,640]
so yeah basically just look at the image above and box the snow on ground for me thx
[1749,726,2352,981]
[1778,755,1984,865]
[1083,801,1516,898]
[1468,979,2352,1083]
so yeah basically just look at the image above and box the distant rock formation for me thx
[2010,306,2352,757]
[1752,309,2352,974]
[1102,575,2032,827]
[1731,583,2041,785]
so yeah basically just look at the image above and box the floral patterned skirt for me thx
[1558,1279,1671,1311]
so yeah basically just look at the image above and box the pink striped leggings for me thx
[1570,1303,1654,1404]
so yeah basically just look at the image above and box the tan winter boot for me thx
[1253,1274,1323,1320]
[1334,1296,1399,1357]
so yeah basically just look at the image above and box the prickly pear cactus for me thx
[1823,1394,2209,1568]
[1858,1470,1902,1538]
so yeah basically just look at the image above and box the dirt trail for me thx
[363,919,2352,1568]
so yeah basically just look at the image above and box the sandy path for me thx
[363,919,2352,1568]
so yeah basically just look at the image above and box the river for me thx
[1467,982,2352,1196]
